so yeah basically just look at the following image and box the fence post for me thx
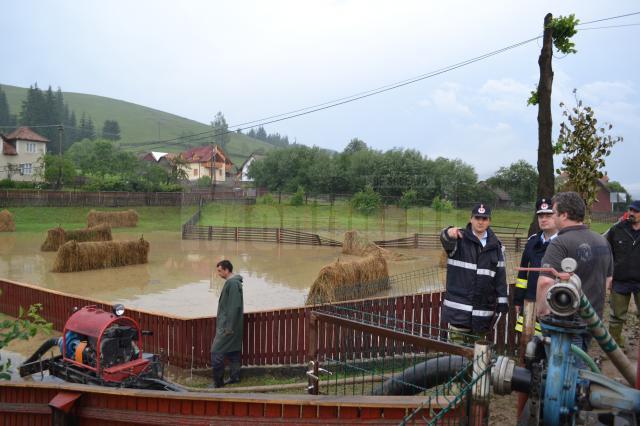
[208,226,213,240]
[235,227,239,241]
[276,228,281,244]
[414,233,418,248]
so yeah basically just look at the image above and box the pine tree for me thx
[102,120,121,140]
[0,85,16,128]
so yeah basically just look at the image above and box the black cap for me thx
[471,203,491,218]
[536,197,553,214]
[629,200,640,212]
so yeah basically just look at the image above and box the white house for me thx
[0,127,49,181]
[181,145,232,182]
[237,153,265,182]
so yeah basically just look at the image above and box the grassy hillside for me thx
[1,84,274,168]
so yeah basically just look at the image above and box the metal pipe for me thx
[578,294,637,387]
[472,340,491,400]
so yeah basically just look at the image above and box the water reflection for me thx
[0,232,436,316]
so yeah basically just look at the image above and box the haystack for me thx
[52,237,149,273]
[41,224,113,251]
[305,252,390,305]
[0,209,15,232]
[342,230,382,256]
[87,209,139,228]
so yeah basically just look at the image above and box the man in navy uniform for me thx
[514,197,558,333]
[440,203,508,343]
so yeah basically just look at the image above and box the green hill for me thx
[1,84,274,167]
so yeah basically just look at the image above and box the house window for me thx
[193,168,198,177]
[19,163,33,175]
[26,142,37,153]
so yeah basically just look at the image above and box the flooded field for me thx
[0,232,441,317]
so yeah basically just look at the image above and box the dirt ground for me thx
[488,298,639,425]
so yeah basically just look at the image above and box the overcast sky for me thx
[4,1,640,197]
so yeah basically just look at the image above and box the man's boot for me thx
[210,369,225,388]
[225,361,241,385]
[608,323,625,349]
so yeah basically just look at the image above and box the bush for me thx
[431,195,453,212]
[0,179,15,189]
[196,176,212,188]
[350,184,382,215]
[289,186,305,206]
[399,189,418,209]
[257,193,274,205]
[158,183,183,192]
[83,174,131,192]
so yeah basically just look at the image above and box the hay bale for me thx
[306,253,390,305]
[52,237,149,273]
[342,230,382,256]
[0,209,15,232]
[41,224,113,251]
[87,209,139,228]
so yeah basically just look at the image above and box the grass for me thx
[6,206,197,233]
[3,202,613,235]
[198,202,613,235]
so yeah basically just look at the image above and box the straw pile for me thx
[0,209,15,232]
[41,224,113,251]
[305,252,390,305]
[342,230,383,256]
[87,209,139,228]
[52,237,149,273]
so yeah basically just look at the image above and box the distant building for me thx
[237,153,266,182]
[181,145,233,182]
[140,151,176,171]
[0,126,49,182]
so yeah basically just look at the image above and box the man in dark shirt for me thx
[536,192,613,351]
[605,200,640,348]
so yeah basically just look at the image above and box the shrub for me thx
[399,189,418,209]
[431,195,453,212]
[350,184,381,216]
[196,176,212,188]
[0,179,15,189]
[290,186,305,206]
[257,193,274,205]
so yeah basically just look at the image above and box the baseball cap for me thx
[629,200,640,212]
[536,197,553,214]
[471,203,491,218]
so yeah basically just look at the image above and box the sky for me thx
[4,1,640,197]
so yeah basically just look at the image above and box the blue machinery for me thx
[491,258,640,425]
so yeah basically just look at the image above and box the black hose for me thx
[371,355,469,396]
[22,337,59,365]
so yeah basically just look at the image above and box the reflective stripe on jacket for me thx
[440,224,507,333]
[514,231,551,307]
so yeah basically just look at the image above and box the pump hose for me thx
[371,355,468,396]
[22,337,59,365]
[578,294,636,386]
[570,344,600,373]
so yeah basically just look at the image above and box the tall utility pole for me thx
[529,13,555,235]
[56,124,64,188]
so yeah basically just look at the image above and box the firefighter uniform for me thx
[440,221,508,339]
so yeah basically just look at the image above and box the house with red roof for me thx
[180,145,233,182]
[1,126,49,181]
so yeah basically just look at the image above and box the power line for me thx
[579,22,640,31]
[577,11,640,26]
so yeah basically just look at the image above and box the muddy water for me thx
[0,232,441,317]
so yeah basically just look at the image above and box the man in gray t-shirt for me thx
[537,192,613,322]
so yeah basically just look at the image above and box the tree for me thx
[78,113,96,141]
[0,85,16,127]
[343,138,368,154]
[40,154,77,188]
[486,160,538,206]
[555,90,622,220]
[350,184,382,216]
[211,112,230,150]
[101,120,121,141]
[1,301,52,380]
[168,155,189,183]
[528,13,578,233]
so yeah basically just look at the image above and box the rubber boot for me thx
[211,369,225,388]
[608,323,625,349]
[225,361,241,385]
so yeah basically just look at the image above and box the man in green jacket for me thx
[211,260,244,388]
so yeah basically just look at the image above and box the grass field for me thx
[3,203,613,235]
[1,84,274,167]
[5,206,197,233]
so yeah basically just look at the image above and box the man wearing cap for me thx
[536,192,613,352]
[440,203,508,343]
[605,200,640,349]
[513,198,558,333]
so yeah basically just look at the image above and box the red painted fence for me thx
[0,278,517,369]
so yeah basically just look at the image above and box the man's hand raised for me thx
[446,227,464,239]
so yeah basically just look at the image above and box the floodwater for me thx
[0,232,441,317]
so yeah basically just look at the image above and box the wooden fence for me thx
[182,224,343,246]
[0,278,517,370]
[0,189,254,207]
[374,233,526,253]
